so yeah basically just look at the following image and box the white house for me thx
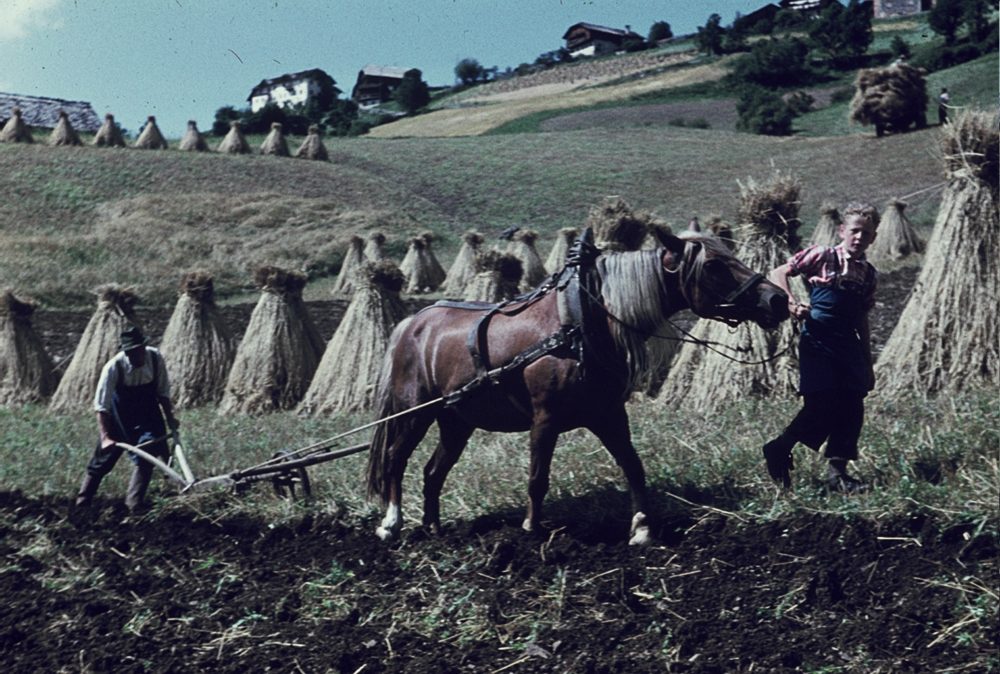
[247,68,339,112]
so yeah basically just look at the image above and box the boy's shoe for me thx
[827,472,869,494]
[763,438,794,488]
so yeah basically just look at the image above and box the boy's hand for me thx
[789,300,810,320]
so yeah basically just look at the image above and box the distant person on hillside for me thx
[761,203,880,494]
[938,87,951,125]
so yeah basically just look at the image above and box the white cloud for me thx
[0,0,63,41]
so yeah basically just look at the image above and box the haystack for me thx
[178,120,209,152]
[706,216,735,250]
[850,62,928,136]
[259,122,290,157]
[658,171,803,413]
[419,231,447,287]
[875,109,999,396]
[217,120,251,154]
[48,110,82,146]
[444,230,483,297]
[299,261,409,414]
[134,115,168,149]
[400,233,445,294]
[295,124,329,160]
[0,291,55,406]
[868,198,924,263]
[331,236,365,296]
[93,113,126,148]
[219,267,323,414]
[810,202,842,246]
[49,285,140,413]
[364,232,387,261]
[506,229,548,291]
[546,227,578,273]
[159,271,236,408]
[464,250,523,303]
[586,197,651,251]
[0,108,33,143]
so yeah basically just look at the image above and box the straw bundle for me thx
[658,172,803,413]
[0,291,55,406]
[868,198,924,263]
[0,108,34,143]
[49,285,140,412]
[295,124,329,161]
[219,267,323,414]
[506,229,548,291]
[48,110,82,146]
[259,122,290,157]
[875,110,999,396]
[444,230,483,297]
[419,231,447,286]
[364,231,387,261]
[810,202,842,247]
[159,271,236,408]
[849,62,928,134]
[178,120,209,152]
[300,261,409,414]
[331,236,365,296]
[400,233,445,294]
[464,250,523,303]
[546,227,578,273]
[93,113,126,148]
[585,196,651,251]
[217,120,251,154]
[134,115,168,149]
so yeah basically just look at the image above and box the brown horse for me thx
[367,229,789,544]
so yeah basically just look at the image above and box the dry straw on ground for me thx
[464,250,523,302]
[506,229,548,291]
[658,171,802,412]
[219,267,323,414]
[876,109,999,396]
[295,124,329,161]
[134,116,168,150]
[49,285,140,413]
[400,232,446,294]
[810,202,842,246]
[217,120,251,155]
[0,291,55,406]
[331,236,365,296]
[546,227,578,273]
[586,196,651,251]
[0,108,34,143]
[364,232,387,262]
[850,62,928,133]
[159,271,236,408]
[444,230,483,297]
[48,110,82,147]
[259,122,290,157]
[178,120,209,152]
[299,261,409,414]
[93,113,126,148]
[868,198,924,264]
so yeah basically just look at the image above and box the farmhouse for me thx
[351,65,411,107]
[561,23,643,58]
[247,68,339,112]
[872,0,934,18]
[0,92,100,132]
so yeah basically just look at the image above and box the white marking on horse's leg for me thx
[521,517,535,533]
[376,503,402,541]
[628,511,652,546]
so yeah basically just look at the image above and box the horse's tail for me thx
[366,317,411,505]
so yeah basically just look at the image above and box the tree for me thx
[731,38,815,87]
[929,0,964,44]
[648,20,672,43]
[809,0,872,59]
[393,69,430,114]
[696,14,726,56]
[455,58,485,86]
[212,105,240,136]
[890,35,912,61]
[962,0,992,42]
[736,85,794,136]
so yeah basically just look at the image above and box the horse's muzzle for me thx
[756,289,789,329]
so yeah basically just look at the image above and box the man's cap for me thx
[119,325,148,351]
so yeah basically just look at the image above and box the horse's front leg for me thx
[375,414,434,542]
[588,407,652,546]
[422,416,474,534]
[523,414,559,534]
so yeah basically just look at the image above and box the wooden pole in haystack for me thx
[849,62,928,137]
[48,110,82,146]
[259,122,290,157]
[0,107,34,143]
[159,271,236,408]
[299,261,410,415]
[219,267,323,414]
[331,236,365,296]
[876,109,999,396]
[364,231,387,261]
[0,291,55,406]
[507,229,548,290]
[546,227,578,273]
[93,113,126,148]
[658,171,803,413]
[50,285,140,413]
[133,115,168,150]
[464,250,523,302]
[810,202,842,247]
[294,124,329,161]
[178,120,209,152]
[444,230,483,297]
[217,120,251,155]
[868,198,924,264]
[586,196,651,252]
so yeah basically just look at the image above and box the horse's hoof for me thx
[521,518,537,533]
[375,526,397,541]
[629,512,652,546]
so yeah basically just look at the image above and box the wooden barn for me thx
[561,22,643,58]
[351,65,411,107]
[0,92,101,132]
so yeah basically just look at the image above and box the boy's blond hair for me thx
[843,202,880,229]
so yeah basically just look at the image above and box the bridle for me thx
[669,241,767,327]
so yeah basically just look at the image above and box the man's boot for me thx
[74,473,101,508]
[125,462,154,513]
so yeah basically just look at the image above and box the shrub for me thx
[737,85,794,136]
[785,91,815,115]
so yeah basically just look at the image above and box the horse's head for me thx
[656,230,789,329]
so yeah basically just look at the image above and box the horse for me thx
[366,228,789,544]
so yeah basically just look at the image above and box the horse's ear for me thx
[652,227,686,255]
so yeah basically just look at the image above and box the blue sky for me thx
[1,0,766,136]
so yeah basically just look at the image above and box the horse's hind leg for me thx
[376,413,434,541]
[421,414,474,534]
[588,407,652,546]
